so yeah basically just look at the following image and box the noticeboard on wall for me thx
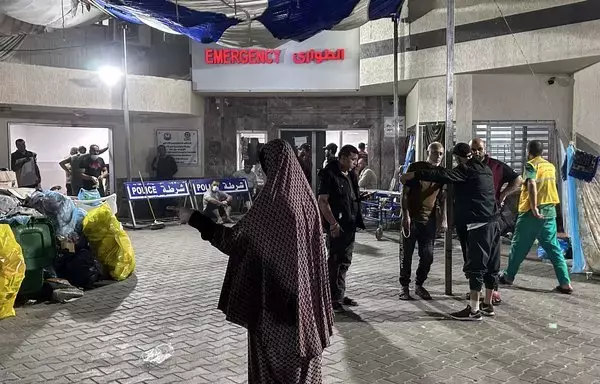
[156,129,199,166]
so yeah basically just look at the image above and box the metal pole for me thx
[393,16,400,170]
[444,0,455,296]
[122,24,133,182]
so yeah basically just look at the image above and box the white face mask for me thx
[211,186,219,192]
[90,155,99,161]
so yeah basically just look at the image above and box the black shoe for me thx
[332,302,346,313]
[399,287,411,301]
[415,285,432,300]
[449,305,482,321]
[498,274,513,285]
[480,303,496,317]
[343,297,358,307]
[553,286,573,295]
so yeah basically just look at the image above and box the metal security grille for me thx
[473,121,555,173]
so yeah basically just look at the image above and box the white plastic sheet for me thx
[0,0,104,29]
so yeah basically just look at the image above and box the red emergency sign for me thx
[204,48,345,65]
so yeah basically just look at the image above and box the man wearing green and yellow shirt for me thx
[499,141,573,294]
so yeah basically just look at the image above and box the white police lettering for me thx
[132,185,157,195]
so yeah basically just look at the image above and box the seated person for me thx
[203,180,233,224]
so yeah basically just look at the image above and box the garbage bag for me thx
[78,189,102,205]
[27,191,87,241]
[0,224,26,320]
[82,204,135,281]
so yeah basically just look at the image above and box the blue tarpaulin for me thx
[94,0,404,47]
[565,144,586,273]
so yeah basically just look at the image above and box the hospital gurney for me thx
[361,189,403,240]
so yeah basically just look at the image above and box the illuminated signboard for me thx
[191,29,359,92]
[205,48,345,65]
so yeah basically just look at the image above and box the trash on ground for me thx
[548,323,558,329]
[141,343,174,364]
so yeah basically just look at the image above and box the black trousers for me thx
[66,183,72,196]
[399,216,436,287]
[327,230,355,305]
[463,221,501,292]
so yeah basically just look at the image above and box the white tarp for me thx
[0,0,104,30]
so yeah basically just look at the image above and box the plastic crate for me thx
[10,218,56,298]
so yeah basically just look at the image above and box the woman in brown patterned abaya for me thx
[178,139,334,384]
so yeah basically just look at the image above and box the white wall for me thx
[573,62,600,145]
[406,82,419,129]
[8,125,110,191]
[360,19,600,87]
[0,62,201,115]
[472,74,573,142]
[407,73,573,144]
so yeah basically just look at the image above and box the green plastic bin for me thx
[10,218,56,298]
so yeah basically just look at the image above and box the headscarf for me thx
[212,139,333,358]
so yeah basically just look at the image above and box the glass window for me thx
[324,130,369,153]
[236,131,267,170]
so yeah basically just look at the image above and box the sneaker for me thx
[498,274,513,285]
[553,286,573,295]
[399,287,411,301]
[332,302,346,313]
[415,285,432,300]
[480,303,495,317]
[449,305,482,321]
[343,297,358,307]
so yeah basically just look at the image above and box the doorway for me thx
[8,123,113,194]
[280,128,371,191]
[279,129,326,191]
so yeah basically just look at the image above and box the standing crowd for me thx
[172,135,570,383]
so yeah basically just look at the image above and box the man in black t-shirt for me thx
[318,144,368,313]
[80,145,107,197]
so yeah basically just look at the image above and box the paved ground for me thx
[1,226,600,384]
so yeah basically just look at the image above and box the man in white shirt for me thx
[203,180,233,224]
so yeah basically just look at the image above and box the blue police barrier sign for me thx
[125,180,190,200]
[188,178,249,195]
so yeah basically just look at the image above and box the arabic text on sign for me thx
[205,48,282,65]
[292,49,345,64]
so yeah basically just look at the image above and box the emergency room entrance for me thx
[280,129,326,192]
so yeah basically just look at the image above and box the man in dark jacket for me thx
[318,144,366,313]
[401,142,500,321]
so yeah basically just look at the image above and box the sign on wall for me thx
[191,30,359,93]
[156,130,199,166]
[383,117,406,138]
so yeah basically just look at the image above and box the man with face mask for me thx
[399,142,446,301]
[80,144,107,196]
[401,143,500,321]
[203,181,233,224]
[61,144,109,196]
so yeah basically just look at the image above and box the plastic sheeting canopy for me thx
[94,0,404,47]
